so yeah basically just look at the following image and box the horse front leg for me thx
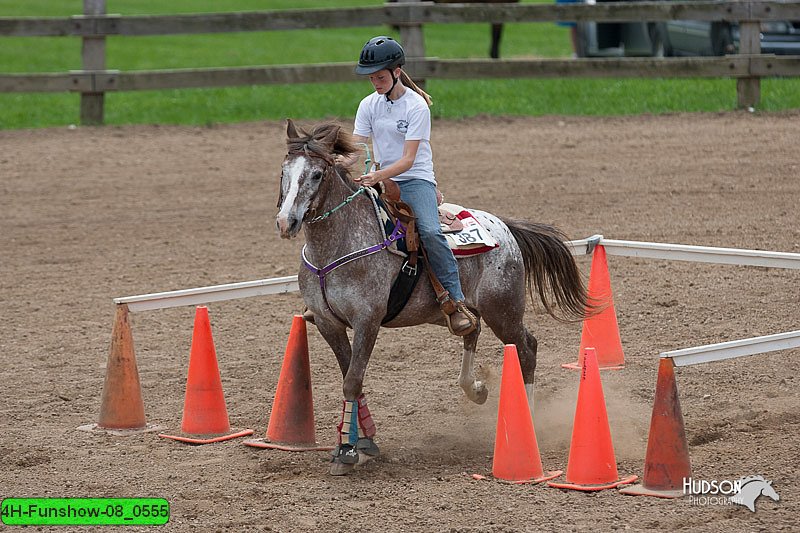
[313,317,352,379]
[330,320,381,476]
[458,323,488,404]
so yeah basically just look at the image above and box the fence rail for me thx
[3,1,800,124]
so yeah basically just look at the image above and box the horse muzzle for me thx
[276,213,302,239]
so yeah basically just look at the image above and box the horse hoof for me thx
[329,460,355,476]
[474,388,489,405]
[472,381,489,405]
[358,451,378,465]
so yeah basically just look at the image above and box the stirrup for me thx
[443,300,478,336]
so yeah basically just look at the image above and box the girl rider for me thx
[349,36,477,336]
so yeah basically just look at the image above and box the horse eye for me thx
[311,170,323,181]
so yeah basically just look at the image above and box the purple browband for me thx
[302,220,406,325]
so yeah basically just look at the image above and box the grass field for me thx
[2,0,799,129]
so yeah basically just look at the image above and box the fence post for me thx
[736,17,761,108]
[396,0,427,89]
[81,0,106,125]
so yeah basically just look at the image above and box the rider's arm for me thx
[355,140,420,187]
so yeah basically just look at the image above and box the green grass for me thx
[1,0,799,129]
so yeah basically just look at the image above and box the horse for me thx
[276,120,591,475]
[388,0,519,59]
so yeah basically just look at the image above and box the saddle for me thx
[373,180,471,330]
[438,210,464,233]
[376,179,462,234]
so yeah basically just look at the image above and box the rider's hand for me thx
[355,171,382,187]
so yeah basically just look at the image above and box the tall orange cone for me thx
[493,344,562,483]
[548,347,637,491]
[245,315,333,452]
[563,245,625,370]
[78,304,161,435]
[159,306,253,444]
[620,358,691,498]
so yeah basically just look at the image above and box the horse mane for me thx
[286,121,359,186]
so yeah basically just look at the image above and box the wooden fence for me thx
[2,0,799,125]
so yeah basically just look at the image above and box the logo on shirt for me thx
[396,120,409,134]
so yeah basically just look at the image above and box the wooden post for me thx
[81,0,106,125]
[396,0,427,89]
[736,19,761,109]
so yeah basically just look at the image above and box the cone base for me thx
[497,470,563,485]
[158,428,254,445]
[619,483,685,499]
[77,423,164,437]
[243,437,334,452]
[561,361,624,371]
[548,474,638,492]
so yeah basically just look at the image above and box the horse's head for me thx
[276,120,357,239]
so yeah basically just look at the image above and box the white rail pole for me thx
[662,330,800,367]
[114,275,299,312]
[581,236,800,269]
[112,235,799,312]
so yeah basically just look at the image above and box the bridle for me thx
[278,143,374,224]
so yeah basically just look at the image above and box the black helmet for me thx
[355,36,405,75]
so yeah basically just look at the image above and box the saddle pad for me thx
[438,203,500,257]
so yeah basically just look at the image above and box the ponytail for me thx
[399,70,432,106]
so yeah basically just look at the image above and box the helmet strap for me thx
[386,68,400,102]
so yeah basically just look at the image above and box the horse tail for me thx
[499,217,594,322]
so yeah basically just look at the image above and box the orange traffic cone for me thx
[245,315,333,452]
[563,245,625,370]
[159,306,253,444]
[493,344,562,483]
[620,358,691,498]
[78,304,161,435]
[548,347,637,491]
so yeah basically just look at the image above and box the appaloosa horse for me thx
[276,120,590,475]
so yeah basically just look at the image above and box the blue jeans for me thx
[396,179,465,302]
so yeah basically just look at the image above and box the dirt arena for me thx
[1,112,798,531]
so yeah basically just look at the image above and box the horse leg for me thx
[483,314,539,412]
[458,323,488,404]
[313,318,351,379]
[330,320,382,476]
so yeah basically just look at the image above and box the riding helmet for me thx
[355,36,405,75]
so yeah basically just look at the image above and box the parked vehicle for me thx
[575,0,800,57]
[665,20,800,56]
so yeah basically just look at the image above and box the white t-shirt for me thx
[353,87,435,183]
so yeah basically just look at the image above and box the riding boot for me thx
[441,299,478,337]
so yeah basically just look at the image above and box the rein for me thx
[307,143,373,224]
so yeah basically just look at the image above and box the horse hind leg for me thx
[459,322,488,405]
[482,313,539,410]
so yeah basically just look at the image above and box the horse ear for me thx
[287,119,299,139]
